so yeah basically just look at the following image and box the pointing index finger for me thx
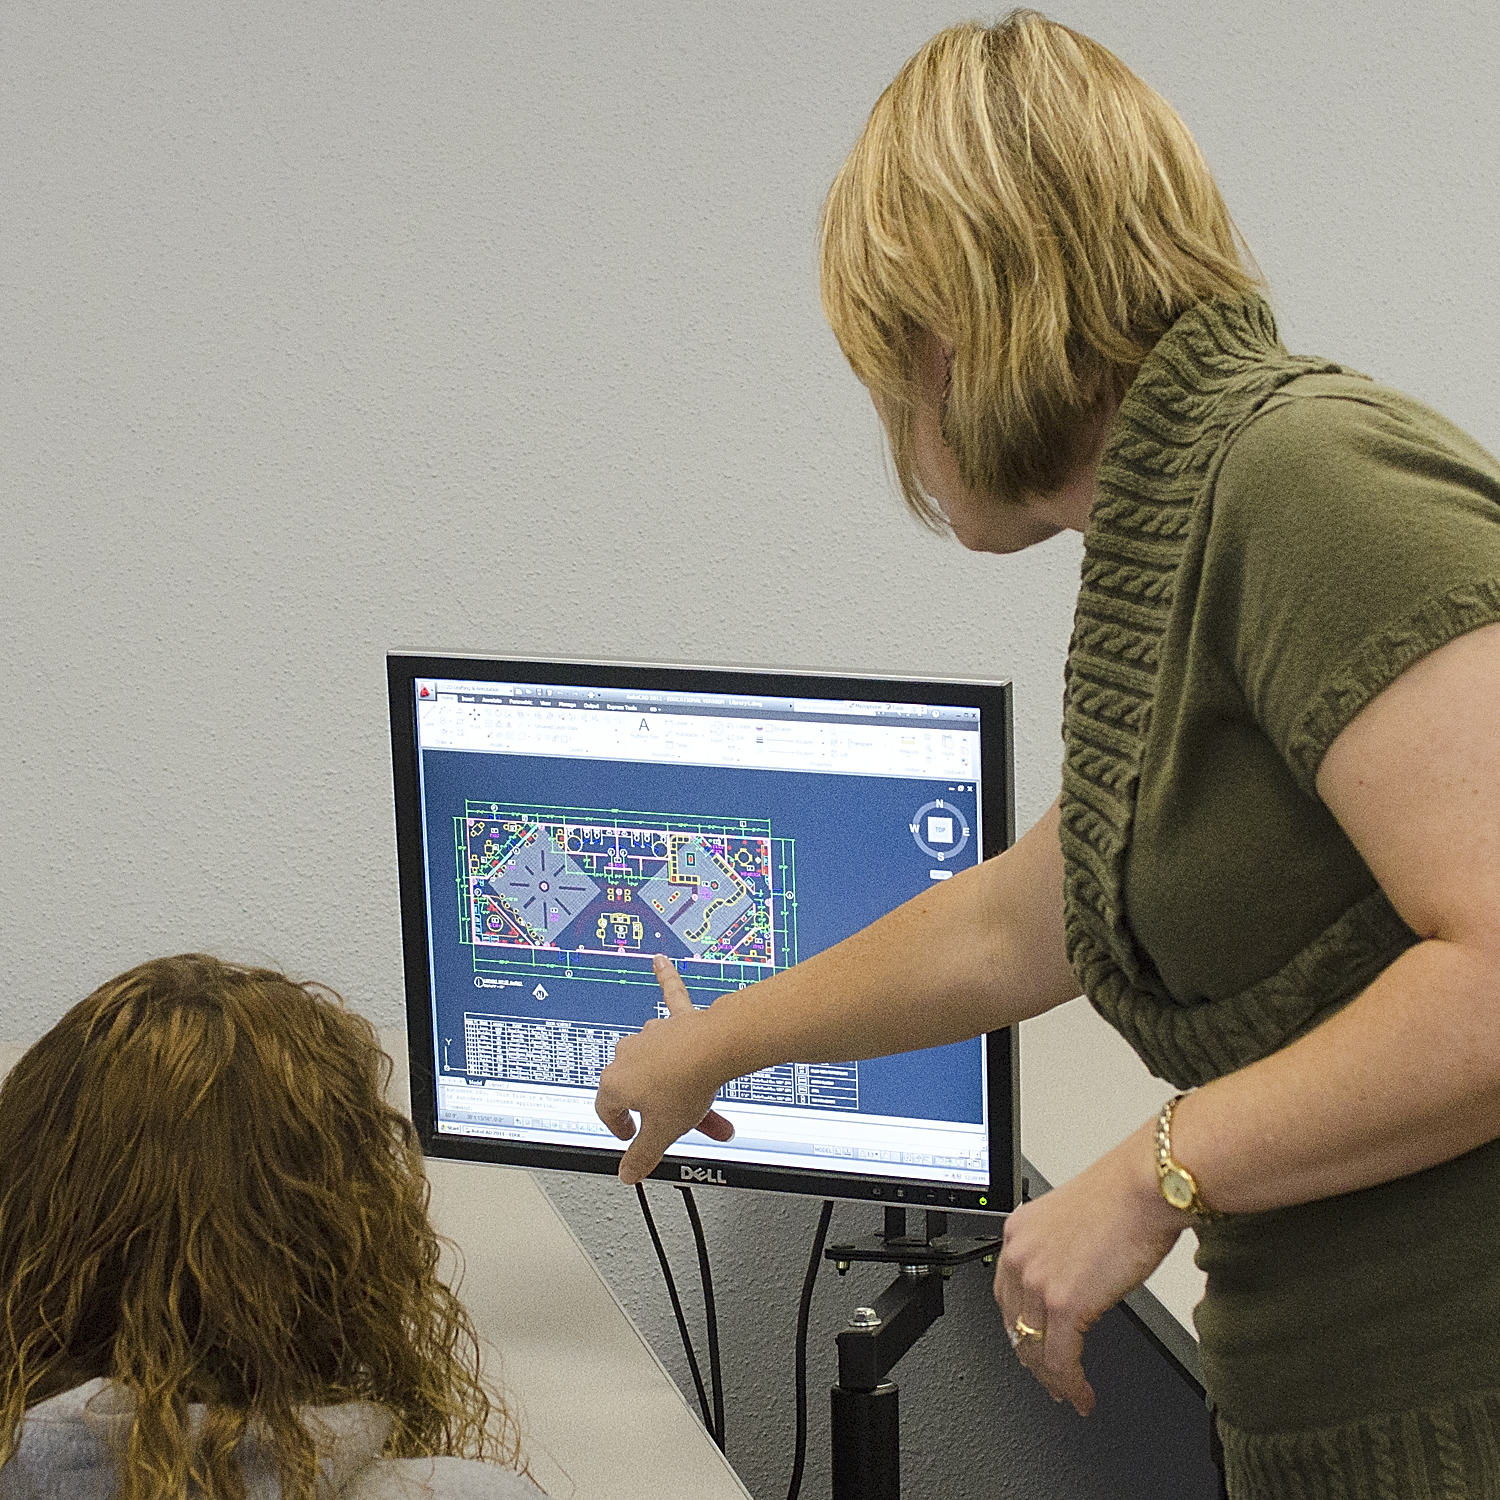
[653,952,694,1016]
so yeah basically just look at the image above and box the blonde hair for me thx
[0,954,524,1499]
[820,9,1261,526]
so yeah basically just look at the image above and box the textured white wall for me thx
[3,4,1497,1497]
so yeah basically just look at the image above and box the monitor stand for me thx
[825,1207,1005,1500]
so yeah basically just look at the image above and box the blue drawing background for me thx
[418,746,984,1124]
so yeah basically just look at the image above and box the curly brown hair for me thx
[0,954,525,1498]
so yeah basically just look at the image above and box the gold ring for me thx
[1011,1317,1044,1350]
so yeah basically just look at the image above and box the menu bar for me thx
[414,677,979,726]
[417,697,980,782]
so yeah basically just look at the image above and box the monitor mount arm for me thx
[825,1206,1005,1500]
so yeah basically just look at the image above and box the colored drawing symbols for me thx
[460,804,784,967]
[483,827,600,945]
[638,835,760,960]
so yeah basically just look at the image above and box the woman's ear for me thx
[913,330,952,404]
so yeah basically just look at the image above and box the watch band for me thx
[1154,1093,1221,1220]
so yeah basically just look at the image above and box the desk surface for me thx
[0,1034,751,1500]
[423,1156,751,1500]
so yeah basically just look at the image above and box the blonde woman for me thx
[596,11,1500,1497]
[0,954,541,1499]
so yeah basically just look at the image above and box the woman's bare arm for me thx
[1168,618,1500,1210]
[595,796,1080,1183]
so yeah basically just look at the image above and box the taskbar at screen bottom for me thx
[434,1114,989,1188]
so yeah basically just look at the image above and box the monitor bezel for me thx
[388,651,1020,1213]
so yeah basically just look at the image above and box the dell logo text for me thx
[679,1165,728,1185]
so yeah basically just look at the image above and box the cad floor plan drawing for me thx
[456,800,797,971]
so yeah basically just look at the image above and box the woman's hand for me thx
[995,1121,1188,1415]
[595,953,736,1185]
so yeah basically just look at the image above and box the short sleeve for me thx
[1207,377,1500,796]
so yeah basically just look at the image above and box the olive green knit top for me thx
[1061,295,1500,1089]
[1058,298,1500,1494]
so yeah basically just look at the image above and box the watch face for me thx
[1162,1166,1195,1211]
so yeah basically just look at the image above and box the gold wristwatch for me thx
[1154,1093,1220,1220]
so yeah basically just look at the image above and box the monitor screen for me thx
[389,654,1019,1212]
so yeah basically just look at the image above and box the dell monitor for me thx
[388,654,1019,1213]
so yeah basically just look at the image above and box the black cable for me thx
[677,1185,725,1453]
[787,1199,834,1500]
[636,1182,714,1438]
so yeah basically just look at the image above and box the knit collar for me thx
[1060,294,1345,1084]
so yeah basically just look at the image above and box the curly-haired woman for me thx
[595,11,1500,1497]
[0,953,542,1499]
